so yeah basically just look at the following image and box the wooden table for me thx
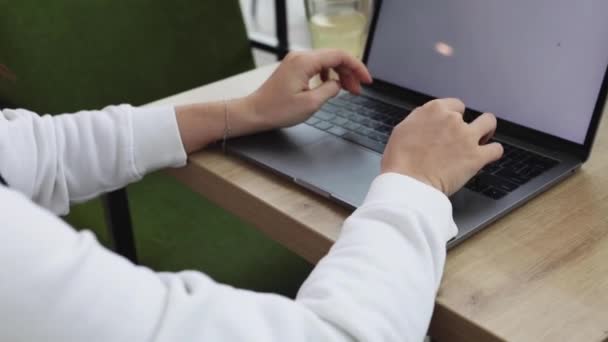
[150,64,608,342]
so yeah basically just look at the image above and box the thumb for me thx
[306,80,341,110]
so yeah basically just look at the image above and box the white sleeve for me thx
[0,172,457,342]
[0,105,187,215]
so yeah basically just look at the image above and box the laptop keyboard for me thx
[465,141,559,199]
[305,93,411,153]
[306,94,560,200]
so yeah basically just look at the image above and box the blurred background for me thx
[239,0,312,66]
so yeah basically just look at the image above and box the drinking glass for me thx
[305,0,374,59]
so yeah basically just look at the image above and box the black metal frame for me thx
[103,189,138,263]
[106,0,290,264]
[249,0,289,60]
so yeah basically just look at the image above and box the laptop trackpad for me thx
[296,136,381,207]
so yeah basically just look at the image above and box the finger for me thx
[299,80,341,112]
[305,49,372,84]
[445,110,465,121]
[469,112,497,141]
[434,98,466,113]
[478,142,504,166]
[335,67,362,94]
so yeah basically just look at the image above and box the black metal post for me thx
[274,0,289,60]
[103,188,138,264]
[249,0,289,60]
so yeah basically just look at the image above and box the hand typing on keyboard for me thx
[248,49,372,131]
[381,98,504,196]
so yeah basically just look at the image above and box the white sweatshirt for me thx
[0,105,457,342]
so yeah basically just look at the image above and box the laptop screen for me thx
[366,0,608,144]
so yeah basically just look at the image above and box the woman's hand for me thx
[175,49,371,154]
[382,98,503,196]
[247,49,372,130]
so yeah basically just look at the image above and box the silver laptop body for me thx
[229,0,608,247]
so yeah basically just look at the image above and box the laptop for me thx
[229,0,608,247]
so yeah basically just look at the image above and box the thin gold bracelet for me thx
[222,100,232,153]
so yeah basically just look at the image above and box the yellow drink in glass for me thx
[306,0,373,59]
[309,11,367,59]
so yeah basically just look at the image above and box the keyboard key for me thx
[330,116,349,126]
[314,111,335,121]
[314,121,333,131]
[482,162,502,174]
[306,117,320,126]
[343,121,360,131]
[515,165,531,176]
[355,126,373,136]
[525,167,545,178]
[321,103,340,114]
[365,109,385,121]
[386,107,405,116]
[377,114,393,123]
[512,162,527,172]
[483,187,508,200]
[343,132,385,153]
[517,152,533,163]
[379,133,390,144]
[369,120,386,130]
[350,114,367,124]
[533,156,559,170]
[376,124,392,134]
[475,172,519,192]
[508,149,524,159]
[359,117,373,126]
[344,102,362,112]
[328,126,348,137]
[369,101,391,112]
[334,108,349,117]
[329,97,348,106]
[347,94,368,105]
[387,117,402,125]
[495,168,528,184]
[368,131,384,142]
[465,179,489,193]
[499,158,515,168]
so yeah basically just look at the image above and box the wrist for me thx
[221,95,269,139]
[241,93,273,133]
[175,97,266,153]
